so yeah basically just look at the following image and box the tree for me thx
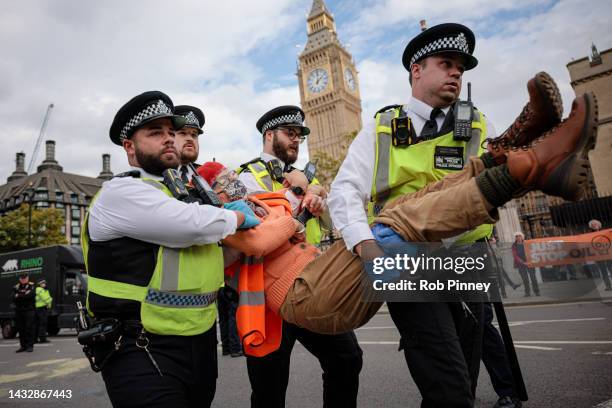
[310,130,358,188]
[0,204,67,253]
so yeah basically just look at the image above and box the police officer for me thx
[35,279,53,343]
[12,273,36,352]
[329,23,497,407]
[173,105,243,357]
[238,105,327,245]
[84,91,259,407]
[237,105,363,408]
[174,105,204,182]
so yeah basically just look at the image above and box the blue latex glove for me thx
[224,200,260,229]
[371,223,406,245]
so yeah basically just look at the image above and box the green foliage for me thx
[0,204,67,253]
[310,130,358,188]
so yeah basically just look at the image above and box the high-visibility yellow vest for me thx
[369,106,493,243]
[35,287,52,309]
[82,177,224,336]
[237,160,323,245]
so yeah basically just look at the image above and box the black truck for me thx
[0,245,87,338]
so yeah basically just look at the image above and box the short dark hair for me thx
[408,59,427,85]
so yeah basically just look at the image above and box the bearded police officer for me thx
[173,104,243,357]
[329,23,496,407]
[174,105,204,182]
[237,105,363,408]
[83,91,259,407]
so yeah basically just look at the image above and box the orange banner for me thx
[524,229,612,268]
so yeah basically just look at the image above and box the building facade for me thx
[297,0,363,161]
[567,44,612,197]
[0,141,113,246]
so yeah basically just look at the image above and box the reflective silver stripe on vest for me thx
[160,248,180,291]
[373,111,394,214]
[144,288,217,308]
[239,290,265,306]
[250,162,274,191]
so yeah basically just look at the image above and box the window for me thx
[55,202,64,209]
[71,220,80,227]
[71,226,80,236]
[36,201,49,208]
[70,193,79,204]
[61,225,66,234]
[72,208,81,220]
[71,236,80,245]
[35,188,48,201]
[55,191,64,202]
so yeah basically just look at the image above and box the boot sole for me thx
[534,71,563,125]
[542,93,598,200]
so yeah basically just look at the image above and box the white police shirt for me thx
[88,166,238,248]
[328,96,497,251]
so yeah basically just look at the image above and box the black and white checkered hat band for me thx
[119,99,173,141]
[261,112,304,134]
[410,33,470,66]
[184,111,201,128]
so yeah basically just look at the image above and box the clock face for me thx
[344,68,356,91]
[307,68,329,93]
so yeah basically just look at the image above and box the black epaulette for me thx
[113,170,141,179]
[374,104,402,118]
[238,157,264,173]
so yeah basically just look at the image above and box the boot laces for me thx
[484,104,532,152]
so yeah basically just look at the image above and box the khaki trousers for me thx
[281,158,498,334]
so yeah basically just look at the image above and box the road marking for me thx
[514,345,562,351]
[357,326,395,330]
[0,371,41,385]
[514,341,612,344]
[591,351,612,355]
[27,358,71,367]
[0,343,53,347]
[46,358,89,379]
[506,317,605,326]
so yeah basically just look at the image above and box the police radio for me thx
[162,168,189,200]
[453,82,474,142]
[266,159,285,183]
[391,109,413,147]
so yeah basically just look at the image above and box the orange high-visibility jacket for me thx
[224,192,320,357]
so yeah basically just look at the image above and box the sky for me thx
[1,0,611,181]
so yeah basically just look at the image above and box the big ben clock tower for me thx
[297,0,362,161]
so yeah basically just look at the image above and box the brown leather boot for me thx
[507,93,598,201]
[487,72,563,165]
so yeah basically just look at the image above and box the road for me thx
[0,301,610,407]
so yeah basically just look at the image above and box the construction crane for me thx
[27,103,54,174]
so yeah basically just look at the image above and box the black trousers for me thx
[387,301,484,408]
[246,321,363,408]
[35,308,48,341]
[101,325,218,408]
[218,287,241,353]
[481,303,516,398]
[15,309,35,350]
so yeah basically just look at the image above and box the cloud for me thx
[347,0,612,133]
[1,0,610,183]
[0,0,306,179]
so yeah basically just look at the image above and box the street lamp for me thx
[25,186,35,247]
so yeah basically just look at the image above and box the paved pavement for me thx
[0,301,610,407]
